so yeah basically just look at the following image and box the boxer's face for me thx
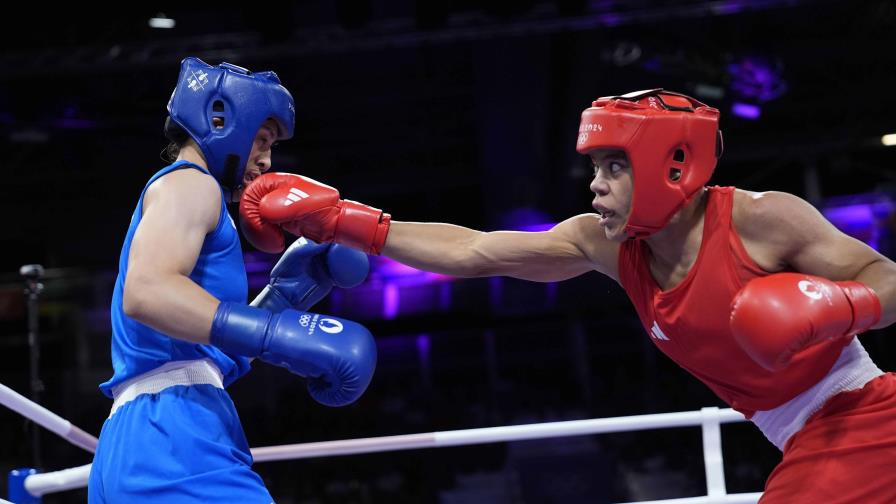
[242,119,280,186]
[588,149,632,242]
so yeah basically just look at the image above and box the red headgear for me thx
[576,89,723,238]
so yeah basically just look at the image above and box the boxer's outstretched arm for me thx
[239,172,617,282]
[382,214,619,282]
[122,169,223,344]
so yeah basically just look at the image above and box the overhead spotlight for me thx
[149,13,176,29]
[882,134,896,147]
[611,42,642,67]
[693,83,725,100]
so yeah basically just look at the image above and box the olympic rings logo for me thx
[299,314,312,327]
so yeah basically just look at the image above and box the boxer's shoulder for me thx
[142,167,222,229]
[559,213,622,279]
[731,189,807,272]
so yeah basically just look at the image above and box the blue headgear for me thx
[167,57,295,189]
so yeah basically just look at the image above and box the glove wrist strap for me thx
[210,302,272,357]
[839,281,882,334]
[336,200,391,255]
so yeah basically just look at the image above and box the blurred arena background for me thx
[1,1,894,502]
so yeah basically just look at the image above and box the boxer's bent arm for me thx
[743,190,896,329]
[122,169,222,344]
[383,214,618,282]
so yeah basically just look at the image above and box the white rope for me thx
[0,383,98,453]
[14,407,757,502]
[611,494,762,504]
[23,465,92,498]
[251,408,747,462]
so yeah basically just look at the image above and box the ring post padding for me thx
[8,468,40,503]
[701,407,727,497]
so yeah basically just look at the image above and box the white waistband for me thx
[109,359,224,418]
[751,338,882,451]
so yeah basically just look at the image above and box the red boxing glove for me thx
[239,172,391,255]
[729,272,881,371]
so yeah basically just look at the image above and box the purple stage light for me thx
[439,283,452,311]
[499,207,553,232]
[599,12,623,27]
[489,277,503,310]
[822,194,895,252]
[824,205,877,250]
[383,282,399,320]
[728,57,787,103]
[712,0,747,15]
[370,256,453,286]
[416,334,431,360]
[373,256,429,278]
[731,102,761,120]
[243,251,277,290]
[326,256,456,320]
[518,222,556,232]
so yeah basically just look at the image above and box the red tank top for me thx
[618,186,849,416]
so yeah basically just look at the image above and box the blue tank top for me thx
[99,161,252,398]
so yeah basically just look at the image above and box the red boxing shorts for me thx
[761,373,896,503]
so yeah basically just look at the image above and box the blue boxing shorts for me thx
[88,360,274,503]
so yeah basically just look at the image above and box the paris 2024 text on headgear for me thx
[576,88,724,239]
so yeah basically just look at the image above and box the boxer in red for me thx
[240,89,896,503]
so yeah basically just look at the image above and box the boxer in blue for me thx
[87,57,377,503]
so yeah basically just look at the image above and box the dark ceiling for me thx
[1,0,895,269]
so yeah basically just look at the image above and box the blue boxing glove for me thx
[251,237,369,313]
[211,302,376,407]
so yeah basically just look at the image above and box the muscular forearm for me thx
[855,258,896,329]
[382,219,600,282]
[382,221,487,277]
[123,273,219,344]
